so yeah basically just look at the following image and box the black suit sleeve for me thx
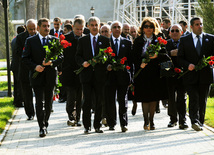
[75,37,85,67]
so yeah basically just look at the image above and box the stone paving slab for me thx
[0,101,214,155]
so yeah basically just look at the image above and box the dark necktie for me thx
[93,36,96,56]
[196,35,201,55]
[42,38,46,46]
[115,38,118,56]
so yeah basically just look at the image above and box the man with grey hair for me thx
[130,25,139,41]
[166,24,188,130]
[76,16,110,134]
[100,24,111,38]
[121,23,133,43]
[74,14,90,34]
[105,20,132,132]
[16,19,37,121]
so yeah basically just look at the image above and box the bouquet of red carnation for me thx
[74,47,113,75]
[32,34,72,78]
[134,37,167,79]
[178,55,214,79]
[110,56,130,71]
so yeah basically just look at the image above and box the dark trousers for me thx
[65,85,82,122]
[81,77,104,129]
[33,85,54,129]
[20,66,34,117]
[21,81,34,117]
[105,84,128,127]
[167,77,186,124]
[12,71,23,106]
[185,84,210,125]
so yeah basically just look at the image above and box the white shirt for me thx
[192,32,203,48]
[38,33,48,45]
[90,33,99,56]
[112,35,121,52]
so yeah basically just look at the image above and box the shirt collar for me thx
[90,33,99,40]
[192,32,203,39]
[112,35,121,42]
[38,33,48,40]
[54,28,61,33]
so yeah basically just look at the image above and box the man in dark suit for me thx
[106,21,132,132]
[179,21,190,36]
[178,17,214,131]
[166,24,188,129]
[10,25,25,107]
[22,18,63,137]
[76,16,110,134]
[121,23,133,43]
[162,18,171,40]
[49,17,66,103]
[49,17,64,36]
[16,19,37,119]
[62,18,85,127]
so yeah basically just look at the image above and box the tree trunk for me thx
[25,0,37,21]
[46,0,50,19]
[37,0,42,20]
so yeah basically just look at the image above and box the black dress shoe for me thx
[27,116,34,121]
[150,124,155,130]
[84,128,90,134]
[76,122,82,127]
[95,128,103,133]
[121,126,128,132]
[67,120,76,126]
[179,122,188,129]
[131,101,137,116]
[168,121,177,127]
[192,123,202,131]
[109,126,115,130]
[39,129,47,137]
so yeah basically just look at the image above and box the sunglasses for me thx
[171,29,179,33]
[112,26,121,29]
[101,30,108,33]
[144,25,154,29]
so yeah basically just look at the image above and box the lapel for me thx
[200,33,207,56]
[110,36,118,58]
[189,33,199,57]
[88,35,93,57]
[118,37,124,58]
[95,34,101,55]
[35,35,44,52]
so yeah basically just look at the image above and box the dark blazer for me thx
[49,28,64,36]
[166,39,180,67]
[121,32,133,44]
[75,34,110,83]
[177,33,214,85]
[22,34,63,87]
[106,36,132,86]
[10,37,18,73]
[61,32,83,86]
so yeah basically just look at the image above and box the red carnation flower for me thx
[54,33,58,38]
[157,37,162,41]
[174,68,181,73]
[104,49,108,53]
[53,95,56,101]
[209,61,214,65]
[59,34,65,40]
[126,66,130,70]
[122,57,127,61]
[120,60,125,64]
[111,53,116,57]
[210,56,214,61]
[107,47,113,53]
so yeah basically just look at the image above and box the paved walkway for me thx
[0,101,214,155]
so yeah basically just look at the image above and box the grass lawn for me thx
[0,71,13,76]
[204,98,214,128]
[187,97,214,128]
[0,97,15,134]
[0,59,6,62]
[0,67,7,70]
[0,81,14,91]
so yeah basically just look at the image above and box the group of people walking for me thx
[11,14,214,138]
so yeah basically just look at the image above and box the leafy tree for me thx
[196,0,214,34]
[0,4,15,59]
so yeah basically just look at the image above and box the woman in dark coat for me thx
[133,17,168,130]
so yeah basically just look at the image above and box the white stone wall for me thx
[49,0,114,22]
